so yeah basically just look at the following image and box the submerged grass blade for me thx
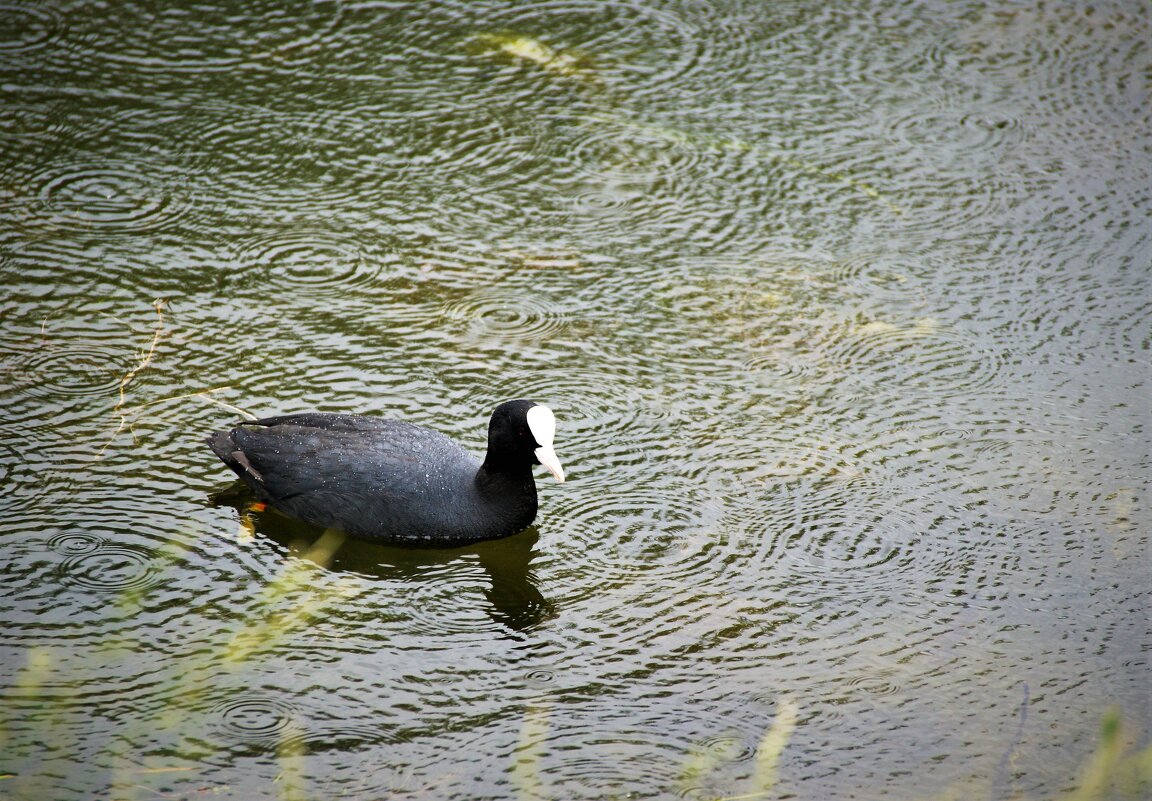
[1063,708,1152,801]
[678,734,746,794]
[685,699,800,801]
[750,697,798,796]
[469,32,598,82]
[276,719,309,801]
[512,703,550,801]
[1,647,75,796]
[224,528,357,664]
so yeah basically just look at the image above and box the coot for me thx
[207,399,565,546]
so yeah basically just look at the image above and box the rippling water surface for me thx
[1,1,1149,799]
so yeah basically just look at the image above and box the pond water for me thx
[1,1,1149,799]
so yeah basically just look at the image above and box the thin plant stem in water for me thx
[95,297,169,458]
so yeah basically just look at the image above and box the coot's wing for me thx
[223,417,470,498]
[210,415,488,540]
[207,414,402,488]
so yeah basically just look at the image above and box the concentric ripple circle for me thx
[391,559,507,637]
[550,484,724,600]
[829,251,945,301]
[565,114,707,185]
[741,352,821,383]
[568,186,646,218]
[230,229,395,293]
[56,543,165,594]
[0,3,63,52]
[440,289,566,343]
[11,345,128,399]
[46,530,104,556]
[843,670,904,697]
[768,485,922,588]
[210,694,302,744]
[886,104,1030,155]
[822,318,1006,396]
[70,0,344,72]
[479,1,708,94]
[31,160,191,234]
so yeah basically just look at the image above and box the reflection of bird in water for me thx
[209,488,555,634]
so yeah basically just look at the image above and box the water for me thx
[1,1,1149,799]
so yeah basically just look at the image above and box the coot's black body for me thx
[207,399,564,546]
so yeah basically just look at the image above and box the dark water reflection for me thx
[2,0,1150,799]
[229,495,556,633]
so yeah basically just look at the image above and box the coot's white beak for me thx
[535,444,565,483]
[526,405,565,483]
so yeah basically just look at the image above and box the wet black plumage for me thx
[207,399,564,546]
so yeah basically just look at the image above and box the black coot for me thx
[207,399,565,546]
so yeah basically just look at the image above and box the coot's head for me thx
[487,399,565,482]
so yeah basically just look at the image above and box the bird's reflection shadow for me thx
[211,486,554,633]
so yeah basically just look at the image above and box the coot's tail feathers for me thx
[206,430,235,463]
[206,429,267,483]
